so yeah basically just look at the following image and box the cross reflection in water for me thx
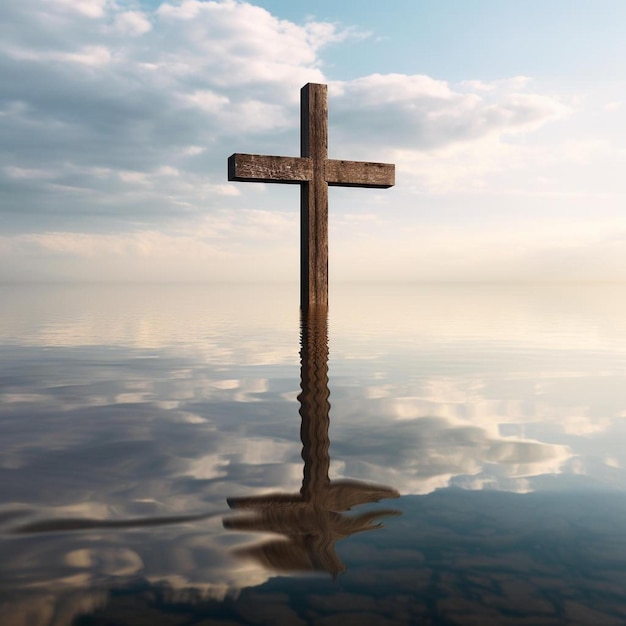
[224,305,401,577]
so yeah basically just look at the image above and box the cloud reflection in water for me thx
[1,284,626,624]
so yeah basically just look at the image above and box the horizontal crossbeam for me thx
[229,154,395,189]
[325,159,395,189]
[228,153,312,184]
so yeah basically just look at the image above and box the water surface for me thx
[2,283,626,625]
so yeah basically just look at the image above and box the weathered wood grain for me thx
[300,83,329,308]
[228,153,311,183]
[226,82,395,310]
[326,159,395,188]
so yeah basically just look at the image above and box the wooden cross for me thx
[228,83,395,309]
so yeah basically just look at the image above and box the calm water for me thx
[2,283,626,625]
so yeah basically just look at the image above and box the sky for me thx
[1,0,625,283]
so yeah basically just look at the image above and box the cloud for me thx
[0,0,341,233]
[0,1,567,231]
[51,0,108,19]
[329,73,568,154]
[604,100,622,112]
[5,210,626,283]
[0,206,302,282]
[113,11,152,36]
[1,0,619,283]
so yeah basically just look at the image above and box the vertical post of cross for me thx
[227,83,395,311]
[300,83,328,309]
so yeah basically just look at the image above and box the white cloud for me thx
[118,170,148,184]
[604,101,622,112]
[114,11,152,36]
[48,0,107,18]
[330,215,626,283]
[329,73,569,153]
[5,166,56,180]
[58,45,112,66]
[4,210,626,284]
[183,90,230,113]
[154,0,336,89]
[460,76,532,93]
[0,208,300,282]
